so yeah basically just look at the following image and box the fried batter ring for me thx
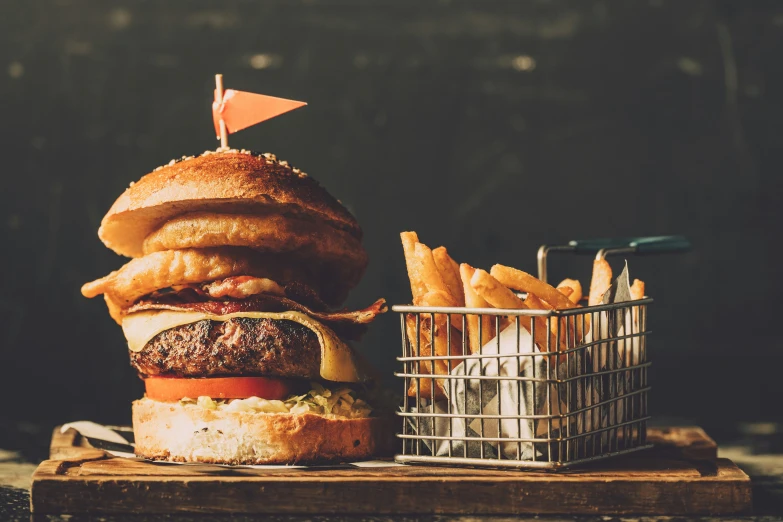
[142,213,368,268]
[81,248,316,312]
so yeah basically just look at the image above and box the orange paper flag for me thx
[212,89,307,137]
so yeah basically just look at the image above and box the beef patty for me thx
[129,318,321,378]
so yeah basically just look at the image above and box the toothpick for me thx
[215,74,229,149]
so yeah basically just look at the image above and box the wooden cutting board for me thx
[31,426,751,516]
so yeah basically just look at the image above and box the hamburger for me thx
[81,148,388,464]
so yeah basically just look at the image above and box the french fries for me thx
[460,264,496,354]
[557,279,582,304]
[417,288,456,309]
[491,264,582,344]
[470,268,524,309]
[491,265,575,310]
[413,243,451,300]
[417,290,464,363]
[433,247,465,307]
[400,231,649,398]
[557,286,574,300]
[470,269,559,352]
[400,232,427,301]
[522,282,579,348]
[629,278,645,330]
[413,244,464,332]
[524,292,550,310]
[405,315,447,399]
[405,295,463,398]
[411,242,463,327]
[557,279,586,339]
[401,236,466,397]
[588,259,612,306]
[630,279,645,300]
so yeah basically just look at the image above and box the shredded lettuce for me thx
[196,396,217,410]
[180,382,373,419]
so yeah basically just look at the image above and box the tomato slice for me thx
[144,376,292,402]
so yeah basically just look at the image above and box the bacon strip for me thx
[148,276,329,312]
[127,295,387,341]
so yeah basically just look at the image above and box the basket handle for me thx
[569,235,691,256]
[537,235,691,282]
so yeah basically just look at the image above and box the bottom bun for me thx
[132,397,391,465]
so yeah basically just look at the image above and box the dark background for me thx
[1,0,781,440]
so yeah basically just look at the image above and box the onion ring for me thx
[142,213,368,269]
[81,248,320,310]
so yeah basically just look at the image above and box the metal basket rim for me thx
[391,297,652,316]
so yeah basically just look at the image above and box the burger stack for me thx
[82,148,387,464]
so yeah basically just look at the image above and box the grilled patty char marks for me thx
[130,318,321,378]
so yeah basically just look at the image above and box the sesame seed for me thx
[153,148,307,175]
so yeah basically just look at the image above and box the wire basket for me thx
[394,300,651,469]
[392,236,691,470]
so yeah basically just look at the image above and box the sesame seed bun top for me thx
[98,149,362,258]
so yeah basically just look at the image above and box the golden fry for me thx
[490,265,574,310]
[556,287,573,299]
[470,268,525,309]
[556,280,587,340]
[418,288,463,334]
[405,315,447,398]
[460,264,496,354]
[413,243,452,299]
[470,269,559,352]
[400,232,427,301]
[432,246,465,307]
[524,293,550,310]
[629,278,645,330]
[557,279,582,304]
[417,289,453,307]
[404,288,465,398]
[525,289,576,345]
[630,279,645,300]
[588,259,612,306]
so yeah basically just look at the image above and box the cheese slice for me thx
[121,310,367,383]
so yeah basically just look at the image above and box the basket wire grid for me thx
[393,298,652,469]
